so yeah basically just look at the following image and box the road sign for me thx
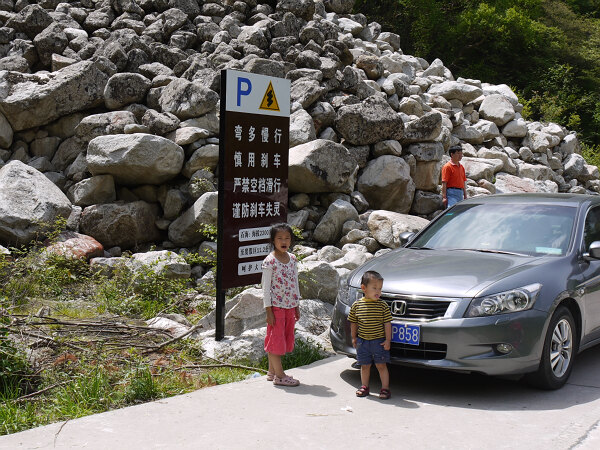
[216,70,291,340]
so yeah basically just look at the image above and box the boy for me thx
[348,270,392,400]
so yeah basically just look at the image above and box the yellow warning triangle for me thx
[259,81,280,111]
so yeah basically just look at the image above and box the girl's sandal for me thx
[266,371,275,381]
[379,388,391,400]
[273,375,300,386]
[356,385,370,397]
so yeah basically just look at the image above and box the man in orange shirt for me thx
[441,145,468,208]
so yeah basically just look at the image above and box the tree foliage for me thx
[353,0,600,146]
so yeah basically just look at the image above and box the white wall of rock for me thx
[0,0,598,347]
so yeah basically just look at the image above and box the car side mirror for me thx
[399,231,415,246]
[583,241,600,261]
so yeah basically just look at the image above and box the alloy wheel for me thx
[550,318,572,378]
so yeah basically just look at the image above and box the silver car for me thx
[330,193,600,389]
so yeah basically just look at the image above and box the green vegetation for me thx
[353,0,600,155]
[0,230,326,436]
[259,338,325,371]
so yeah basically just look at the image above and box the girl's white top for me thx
[261,252,300,309]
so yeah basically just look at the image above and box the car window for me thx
[411,203,576,256]
[583,206,600,249]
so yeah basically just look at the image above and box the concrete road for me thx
[2,346,600,450]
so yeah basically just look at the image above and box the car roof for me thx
[461,192,600,208]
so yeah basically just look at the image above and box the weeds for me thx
[0,219,328,437]
[259,337,325,371]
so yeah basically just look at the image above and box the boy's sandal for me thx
[356,385,370,397]
[379,388,391,400]
[273,375,300,386]
[266,371,275,381]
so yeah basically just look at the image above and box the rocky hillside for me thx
[0,0,598,279]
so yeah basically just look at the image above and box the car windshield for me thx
[409,202,577,257]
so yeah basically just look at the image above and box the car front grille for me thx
[381,295,451,320]
[390,342,447,360]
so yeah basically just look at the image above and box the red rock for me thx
[44,231,104,260]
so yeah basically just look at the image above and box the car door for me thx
[577,205,600,345]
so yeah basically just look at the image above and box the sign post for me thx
[216,70,291,340]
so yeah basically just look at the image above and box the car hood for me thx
[350,248,548,298]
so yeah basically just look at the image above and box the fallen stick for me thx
[177,364,267,373]
[142,323,203,355]
[17,330,87,352]
[13,381,70,402]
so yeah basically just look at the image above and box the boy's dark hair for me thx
[269,223,294,244]
[361,270,384,286]
[448,145,463,155]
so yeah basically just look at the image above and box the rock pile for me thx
[0,0,597,351]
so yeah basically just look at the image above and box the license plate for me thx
[391,323,420,346]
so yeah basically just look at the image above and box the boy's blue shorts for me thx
[356,337,390,365]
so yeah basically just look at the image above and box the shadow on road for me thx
[336,345,600,411]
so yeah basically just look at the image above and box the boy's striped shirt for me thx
[348,298,392,340]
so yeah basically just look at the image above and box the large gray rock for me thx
[182,144,219,176]
[563,153,587,180]
[367,210,429,249]
[357,155,415,213]
[406,142,444,162]
[494,172,557,194]
[67,175,116,207]
[298,260,339,304]
[289,109,316,147]
[168,191,218,247]
[104,73,152,110]
[502,118,528,138]
[158,78,219,120]
[462,157,504,182]
[75,111,138,143]
[411,190,442,215]
[130,250,191,279]
[478,94,515,126]
[290,78,326,109]
[222,288,265,337]
[323,0,354,14]
[401,112,442,144]
[335,95,404,145]
[0,110,13,148]
[313,200,359,244]
[0,59,113,131]
[276,0,316,21]
[0,161,72,245]
[413,160,443,191]
[87,133,184,185]
[289,139,358,194]
[80,201,161,249]
[428,81,483,104]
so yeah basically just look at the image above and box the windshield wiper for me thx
[448,248,529,257]
[406,246,434,250]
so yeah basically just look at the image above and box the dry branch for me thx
[13,381,70,402]
[142,323,203,355]
[178,363,267,373]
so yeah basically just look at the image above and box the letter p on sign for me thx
[237,77,252,107]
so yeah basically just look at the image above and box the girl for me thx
[261,223,301,386]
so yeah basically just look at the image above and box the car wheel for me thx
[526,306,577,390]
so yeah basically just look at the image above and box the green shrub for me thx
[0,314,30,397]
[124,366,159,403]
[259,337,325,371]
[94,260,193,319]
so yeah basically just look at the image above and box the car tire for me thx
[526,306,577,390]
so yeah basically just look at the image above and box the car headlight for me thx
[465,283,542,318]
[338,285,362,306]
